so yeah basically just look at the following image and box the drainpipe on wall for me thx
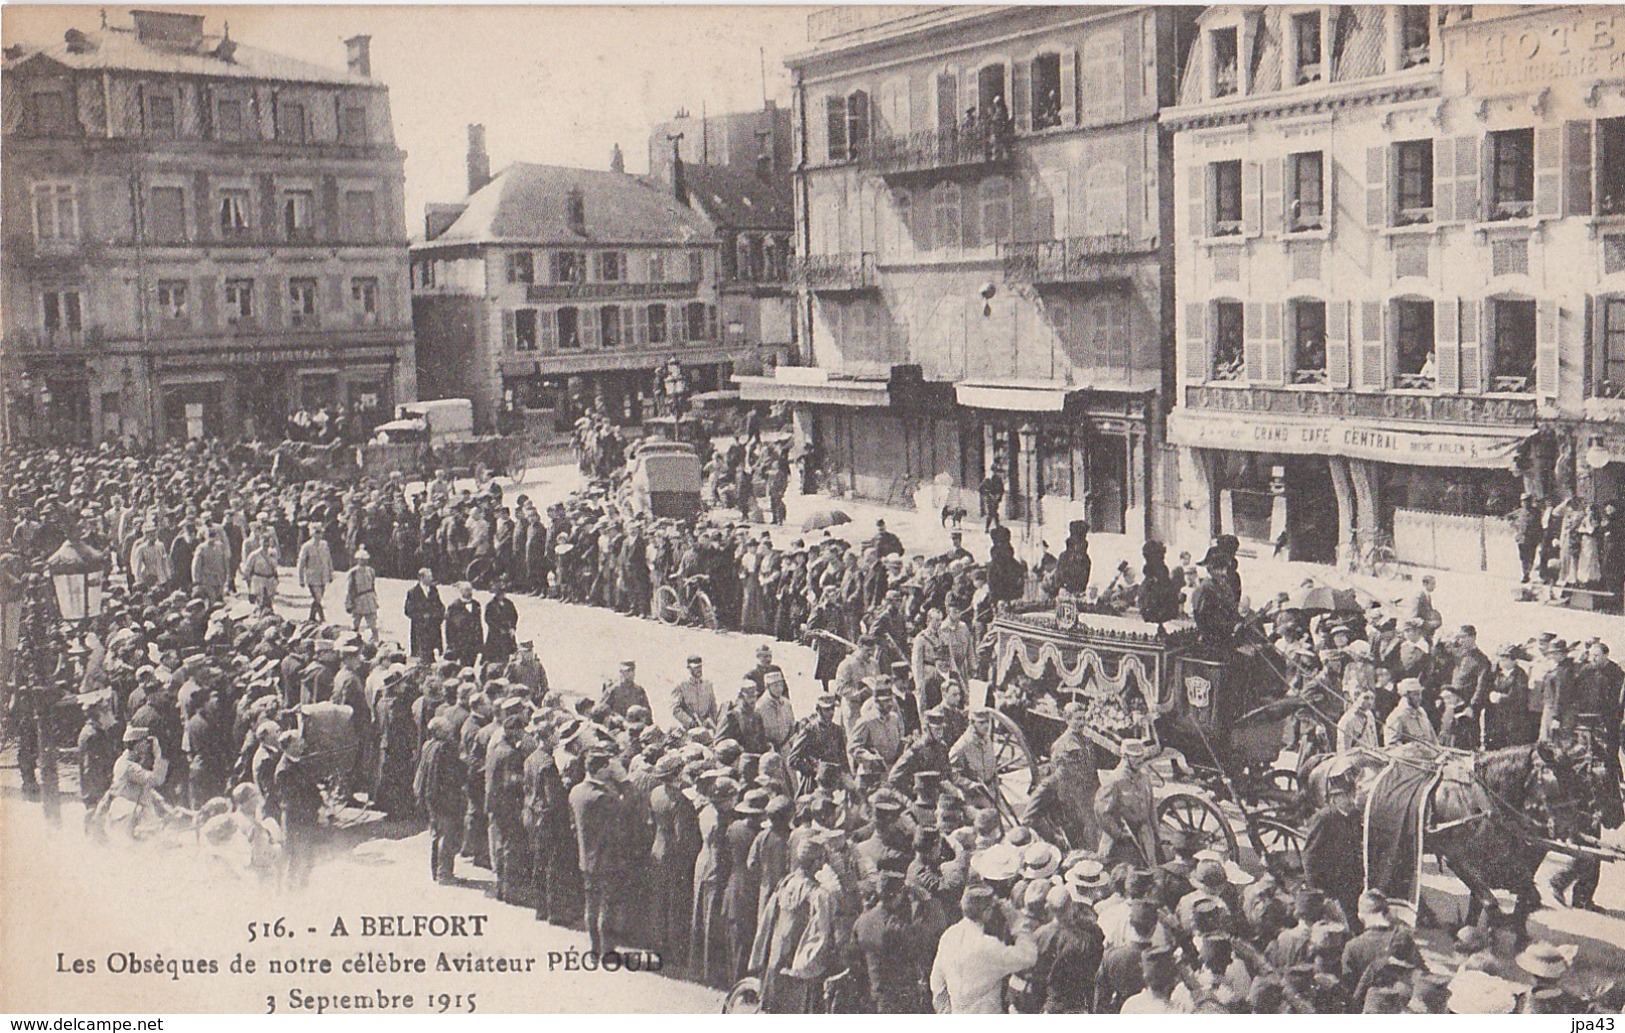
[793,72,812,368]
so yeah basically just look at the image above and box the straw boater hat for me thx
[1447,970,1521,1015]
[1515,942,1576,980]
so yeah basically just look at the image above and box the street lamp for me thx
[664,357,688,418]
[45,539,104,623]
[1017,422,1038,553]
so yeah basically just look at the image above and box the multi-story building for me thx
[674,155,797,367]
[411,127,732,429]
[1165,4,1625,576]
[1,9,415,444]
[747,5,1196,537]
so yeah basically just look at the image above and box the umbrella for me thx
[1285,583,1361,613]
[801,509,851,532]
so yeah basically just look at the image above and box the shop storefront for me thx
[1170,406,1533,572]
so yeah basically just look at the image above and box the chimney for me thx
[467,124,491,196]
[668,132,688,206]
[610,143,625,174]
[344,34,372,77]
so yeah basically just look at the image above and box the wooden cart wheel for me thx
[1266,767,1302,797]
[1156,791,1239,859]
[985,709,1040,825]
[1251,817,1307,878]
[722,978,763,1014]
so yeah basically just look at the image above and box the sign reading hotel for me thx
[1446,8,1625,93]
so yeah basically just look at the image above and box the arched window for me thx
[934,183,961,251]
[980,178,1012,244]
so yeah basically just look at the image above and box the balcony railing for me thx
[862,125,1014,179]
[1000,234,1144,284]
[524,280,700,303]
[790,252,877,292]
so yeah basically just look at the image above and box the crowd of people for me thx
[1,434,1621,1015]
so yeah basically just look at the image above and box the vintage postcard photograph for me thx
[2,1,1624,1019]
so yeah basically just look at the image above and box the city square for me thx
[3,2,1625,1018]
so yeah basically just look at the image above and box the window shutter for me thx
[809,95,828,165]
[1012,59,1030,134]
[502,309,516,351]
[825,96,847,163]
[1365,145,1388,229]
[1183,301,1208,382]
[1359,300,1385,389]
[1564,121,1593,217]
[708,304,718,340]
[1060,48,1077,126]
[1327,299,1350,388]
[1242,160,1262,237]
[1187,166,1206,238]
[582,306,599,348]
[1535,127,1564,219]
[1454,135,1480,223]
[959,72,977,126]
[1263,158,1283,235]
[540,308,557,351]
[961,184,981,248]
[1263,301,1284,383]
[631,304,647,347]
[1435,298,1460,393]
[1536,298,1560,397]
[1459,298,1482,394]
[1244,301,1264,382]
[1434,137,1456,223]
[673,303,687,344]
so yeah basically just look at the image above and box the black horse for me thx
[1305,738,1622,940]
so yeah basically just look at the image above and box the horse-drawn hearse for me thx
[979,599,1322,874]
[975,596,1624,933]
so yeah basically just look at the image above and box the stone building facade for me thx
[1,9,415,444]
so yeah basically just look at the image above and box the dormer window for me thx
[1211,28,1239,98]
[566,189,586,235]
[1292,12,1323,85]
[1400,6,1431,68]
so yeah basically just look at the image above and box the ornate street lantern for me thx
[45,539,103,622]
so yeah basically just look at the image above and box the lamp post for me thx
[664,356,689,419]
[1018,422,1039,554]
[46,538,105,625]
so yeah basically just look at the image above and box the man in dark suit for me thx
[569,750,626,955]
[404,568,446,662]
[443,582,484,668]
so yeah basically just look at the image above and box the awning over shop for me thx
[734,373,892,407]
[955,380,1078,412]
[1167,409,1532,469]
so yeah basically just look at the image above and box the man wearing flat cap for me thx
[854,866,949,1013]
[522,718,573,923]
[485,698,532,906]
[569,750,627,955]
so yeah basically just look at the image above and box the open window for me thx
[1291,11,1323,85]
[1290,299,1328,385]
[1288,151,1324,231]
[1400,5,1431,68]
[599,306,621,349]
[1488,129,1534,221]
[1394,139,1434,225]
[514,309,539,351]
[1394,299,1436,389]
[552,251,585,284]
[1600,297,1625,398]
[1489,298,1535,393]
[1212,301,1245,382]
[1212,160,1243,236]
[506,251,534,285]
[1211,28,1239,99]
[1031,53,1061,130]
[288,278,318,326]
[557,307,581,349]
[1600,118,1625,216]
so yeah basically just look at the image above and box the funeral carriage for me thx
[979,600,1333,873]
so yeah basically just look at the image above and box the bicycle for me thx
[652,573,719,629]
[1349,528,1400,579]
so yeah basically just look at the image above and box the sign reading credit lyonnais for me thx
[1167,411,1530,469]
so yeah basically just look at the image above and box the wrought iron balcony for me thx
[863,126,1013,181]
[1000,234,1146,285]
[790,252,877,293]
[524,279,701,303]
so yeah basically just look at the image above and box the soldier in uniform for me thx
[1093,738,1160,866]
[459,696,494,869]
[414,715,467,883]
[569,750,626,956]
[522,717,572,924]
[1304,768,1365,929]
[484,698,532,906]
